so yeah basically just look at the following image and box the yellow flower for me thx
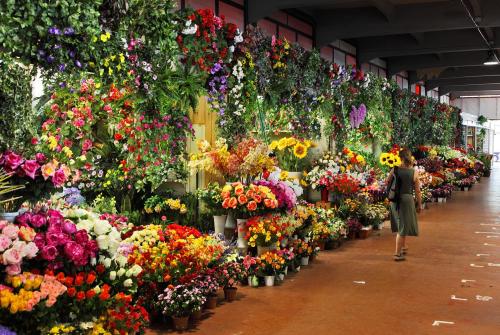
[269,140,279,150]
[285,137,297,147]
[100,34,108,42]
[293,143,308,159]
[277,138,288,151]
[279,170,289,180]
[48,136,58,151]
[62,146,73,158]
[379,153,390,165]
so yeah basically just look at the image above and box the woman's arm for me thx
[414,169,422,213]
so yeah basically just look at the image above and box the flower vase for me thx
[320,189,329,202]
[225,212,236,240]
[288,171,303,184]
[284,266,288,276]
[172,316,190,331]
[236,219,248,248]
[213,215,227,235]
[278,273,285,281]
[300,256,309,266]
[264,275,275,287]
[223,287,237,301]
[257,245,275,256]
[0,212,18,223]
[205,294,218,309]
[248,275,259,287]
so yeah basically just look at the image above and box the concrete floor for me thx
[147,168,500,335]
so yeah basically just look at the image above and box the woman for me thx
[386,148,422,261]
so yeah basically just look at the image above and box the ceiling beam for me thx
[370,0,395,22]
[247,0,342,23]
[387,50,495,76]
[440,83,500,95]
[316,0,500,46]
[356,28,500,63]
[412,65,500,83]
[450,90,500,99]
[426,76,500,90]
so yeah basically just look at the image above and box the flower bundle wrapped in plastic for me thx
[245,215,284,248]
[0,220,38,275]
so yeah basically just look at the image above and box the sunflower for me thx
[293,143,308,159]
[285,137,297,147]
[269,140,279,151]
[393,155,401,166]
[379,153,390,165]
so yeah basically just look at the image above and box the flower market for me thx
[1,1,500,334]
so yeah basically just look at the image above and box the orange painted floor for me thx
[148,168,500,335]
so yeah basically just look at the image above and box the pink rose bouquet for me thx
[0,220,38,275]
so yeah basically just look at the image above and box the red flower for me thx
[86,289,96,299]
[86,272,96,285]
[114,133,123,141]
[76,291,85,300]
[67,287,76,297]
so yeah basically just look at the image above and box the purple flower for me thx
[63,27,75,36]
[59,81,66,88]
[74,60,82,68]
[58,63,66,72]
[68,50,76,58]
[47,55,55,63]
[62,220,77,234]
[35,153,47,164]
[48,27,61,35]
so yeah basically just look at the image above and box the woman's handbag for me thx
[387,167,399,202]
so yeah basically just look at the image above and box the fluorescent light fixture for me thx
[459,95,500,98]
[484,51,499,65]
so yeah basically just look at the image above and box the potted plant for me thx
[216,260,246,302]
[157,284,206,331]
[245,214,283,255]
[276,248,295,277]
[192,272,220,310]
[291,238,312,266]
[269,137,314,179]
[242,255,261,287]
[346,218,362,239]
[258,251,286,286]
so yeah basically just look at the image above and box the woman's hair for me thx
[399,148,413,166]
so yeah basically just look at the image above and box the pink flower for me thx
[0,235,12,252]
[2,224,19,239]
[52,168,67,187]
[64,241,85,263]
[62,220,77,234]
[74,230,89,244]
[2,247,22,265]
[5,264,21,275]
[82,139,93,151]
[35,153,47,164]
[41,245,58,261]
[0,220,8,230]
[23,242,38,258]
[41,160,58,179]
[15,212,32,226]
[22,160,40,179]
[4,151,24,170]
[73,119,85,128]
[30,214,47,228]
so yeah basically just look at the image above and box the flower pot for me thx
[248,275,259,287]
[205,294,218,309]
[320,188,329,202]
[288,171,303,183]
[172,316,190,331]
[190,309,202,322]
[225,212,236,239]
[358,227,372,239]
[264,275,275,287]
[278,273,285,281]
[0,212,18,223]
[317,240,326,251]
[464,187,469,192]
[300,256,309,266]
[348,231,357,240]
[213,215,227,235]
[223,287,237,302]
[438,197,444,203]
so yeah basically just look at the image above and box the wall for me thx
[451,98,500,119]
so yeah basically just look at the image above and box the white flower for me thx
[124,279,133,287]
[93,220,112,235]
[182,23,198,35]
[96,235,110,250]
[130,264,142,277]
[117,268,126,277]
[101,257,112,268]
[115,255,128,268]
[229,45,235,53]
[234,30,243,43]
[93,286,101,294]
[109,271,117,280]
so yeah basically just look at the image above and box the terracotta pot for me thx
[358,228,372,240]
[172,316,190,331]
[205,295,217,309]
[348,231,357,240]
[320,188,329,202]
[223,287,237,302]
[190,309,202,322]
[317,240,326,251]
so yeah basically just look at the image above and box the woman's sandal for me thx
[393,253,406,261]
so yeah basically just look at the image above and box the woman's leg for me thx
[395,234,403,255]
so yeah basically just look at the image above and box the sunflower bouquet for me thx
[379,151,401,168]
[269,137,314,171]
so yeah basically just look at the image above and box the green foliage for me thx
[0,57,38,153]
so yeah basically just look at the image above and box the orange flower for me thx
[238,194,248,204]
[222,198,231,209]
[221,191,231,199]
[253,194,262,203]
[264,198,274,208]
[246,190,255,198]
[228,197,238,209]
[247,201,257,211]
[235,185,244,195]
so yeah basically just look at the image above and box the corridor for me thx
[149,169,500,335]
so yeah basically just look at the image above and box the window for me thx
[334,49,346,67]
